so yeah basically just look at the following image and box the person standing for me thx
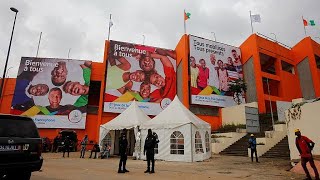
[197,59,209,90]
[248,134,259,163]
[295,129,319,180]
[144,129,157,174]
[190,56,199,88]
[89,142,100,159]
[52,135,59,153]
[134,129,141,160]
[80,135,88,158]
[118,129,129,173]
[62,136,71,158]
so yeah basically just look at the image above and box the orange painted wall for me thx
[1,35,319,141]
[292,37,320,98]
[240,34,303,113]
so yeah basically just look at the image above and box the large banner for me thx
[104,41,176,115]
[11,57,92,129]
[189,35,244,107]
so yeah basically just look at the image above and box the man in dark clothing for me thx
[118,129,129,173]
[52,135,59,153]
[89,142,100,159]
[248,134,259,163]
[62,136,71,158]
[295,129,319,180]
[144,129,158,174]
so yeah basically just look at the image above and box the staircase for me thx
[219,134,249,156]
[261,136,290,159]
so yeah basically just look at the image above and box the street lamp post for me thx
[0,7,18,98]
[142,35,145,45]
[68,48,71,59]
[270,33,277,43]
[266,78,275,130]
[6,67,13,77]
[211,32,216,41]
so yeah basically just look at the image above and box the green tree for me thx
[229,78,247,105]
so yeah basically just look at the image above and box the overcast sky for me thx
[0,0,319,77]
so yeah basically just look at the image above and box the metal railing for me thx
[256,33,292,50]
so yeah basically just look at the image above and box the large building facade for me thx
[0,34,319,143]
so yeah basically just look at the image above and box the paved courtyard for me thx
[31,153,305,180]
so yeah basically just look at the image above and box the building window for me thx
[195,131,204,154]
[102,133,112,148]
[259,53,276,75]
[315,55,320,69]
[205,131,210,152]
[262,77,280,97]
[154,131,159,154]
[87,81,101,114]
[170,131,184,155]
[281,61,295,74]
[88,81,101,106]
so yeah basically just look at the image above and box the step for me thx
[261,136,290,159]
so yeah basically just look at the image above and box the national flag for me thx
[109,21,113,28]
[250,14,261,23]
[184,12,191,21]
[303,19,316,26]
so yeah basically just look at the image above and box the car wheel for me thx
[6,171,31,180]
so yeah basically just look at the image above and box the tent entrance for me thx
[113,129,135,156]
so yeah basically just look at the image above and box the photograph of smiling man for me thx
[104,40,177,115]
[11,57,92,129]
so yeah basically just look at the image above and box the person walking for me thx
[248,134,259,163]
[80,135,88,158]
[295,129,319,180]
[62,136,71,158]
[89,142,100,159]
[144,129,158,174]
[118,129,129,173]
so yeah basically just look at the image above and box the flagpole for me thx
[302,16,307,37]
[184,9,187,34]
[250,11,253,34]
[107,14,112,41]
[36,32,42,57]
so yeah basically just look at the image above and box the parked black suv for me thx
[0,114,43,180]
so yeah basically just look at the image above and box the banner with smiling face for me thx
[104,40,177,115]
[11,57,92,129]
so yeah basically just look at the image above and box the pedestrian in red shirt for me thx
[295,129,319,180]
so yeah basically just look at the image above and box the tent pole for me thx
[190,123,193,162]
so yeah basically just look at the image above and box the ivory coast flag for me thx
[303,19,316,26]
[184,11,191,21]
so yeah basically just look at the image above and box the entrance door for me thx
[114,130,120,155]
[245,107,260,133]
[113,129,135,156]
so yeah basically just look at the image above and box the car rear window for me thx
[0,118,39,138]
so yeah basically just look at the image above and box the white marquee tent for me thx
[99,101,150,155]
[140,96,211,162]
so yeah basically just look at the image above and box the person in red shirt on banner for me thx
[295,129,319,180]
[148,49,176,101]
[197,59,209,90]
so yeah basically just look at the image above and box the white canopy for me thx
[141,96,211,130]
[100,101,150,131]
[140,96,212,162]
[99,101,150,147]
